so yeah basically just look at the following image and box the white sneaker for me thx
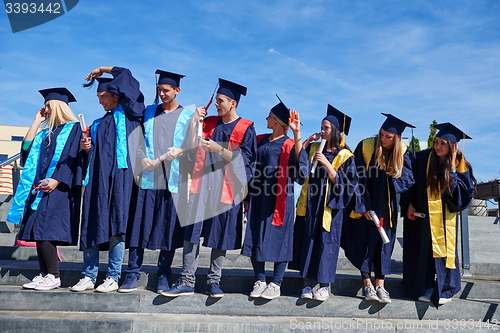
[376,286,391,304]
[23,273,45,289]
[418,288,433,302]
[34,274,61,291]
[260,282,281,300]
[313,287,330,301]
[70,277,95,292]
[249,280,267,298]
[363,285,379,301]
[301,286,313,299]
[96,277,119,293]
[439,297,452,305]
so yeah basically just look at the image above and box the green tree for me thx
[409,136,421,153]
[427,120,438,149]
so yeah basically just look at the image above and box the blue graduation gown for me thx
[289,146,359,284]
[183,117,257,251]
[241,134,308,262]
[402,149,474,304]
[17,124,83,245]
[126,105,190,251]
[342,139,414,276]
[80,67,145,250]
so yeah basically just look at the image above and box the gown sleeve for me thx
[287,145,309,186]
[392,148,415,194]
[108,67,145,119]
[20,140,33,167]
[352,140,372,213]
[327,154,359,210]
[51,124,84,189]
[396,149,416,216]
[444,168,475,212]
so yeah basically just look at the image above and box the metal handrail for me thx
[0,153,21,168]
[459,210,472,276]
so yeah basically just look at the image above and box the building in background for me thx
[0,125,29,194]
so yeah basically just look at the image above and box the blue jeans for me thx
[251,259,287,286]
[82,235,125,283]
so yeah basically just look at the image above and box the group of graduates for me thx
[7,66,476,307]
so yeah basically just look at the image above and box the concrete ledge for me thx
[0,263,499,308]
[1,310,499,333]
[0,287,499,323]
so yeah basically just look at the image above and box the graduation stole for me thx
[7,122,77,224]
[141,105,194,192]
[296,142,353,232]
[349,137,407,227]
[190,116,253,204]
[426,153,468,269]
[83,105,128,186]
[256,134,295,227]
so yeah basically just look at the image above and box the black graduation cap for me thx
[155,69,185,88]
[96,77,114,92]
[39,87,76,104]
[435,122,471,143]
[269,94,290,124]
[381,113,415,135]
[270,102,289,124]
[325,104,351,135]
[217,78,247,103]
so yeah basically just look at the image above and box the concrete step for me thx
[0,245,373,272]
[0,258,400,297]
[2,310,499,333]
[0,285,499,324]
[0,258,499,301]
[2,244,500,276]
[0,232,16,245]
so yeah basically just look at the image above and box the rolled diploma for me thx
[31,179,49,195]
[369,211,390,244]
[78,114,88,138]
[152,149,172,166]
[197,119,203,138]
[412,212,426,218]
[311,139,326,174]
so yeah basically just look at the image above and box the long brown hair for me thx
[324,121,350,152]
[427,141,476,196]
[373,131,404,178]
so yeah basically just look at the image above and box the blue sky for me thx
[1,0,499,187]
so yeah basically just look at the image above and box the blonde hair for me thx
[44,100,78,140]
[374,131,404,178]
[270,111,289,134]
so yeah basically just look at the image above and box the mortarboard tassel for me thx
[83,78,96,89]
[153,73,160,105]
[458,132,467,173]
[411,128,416,157]
[339,114,346,147]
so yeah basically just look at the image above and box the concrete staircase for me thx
[1,189,500,332]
